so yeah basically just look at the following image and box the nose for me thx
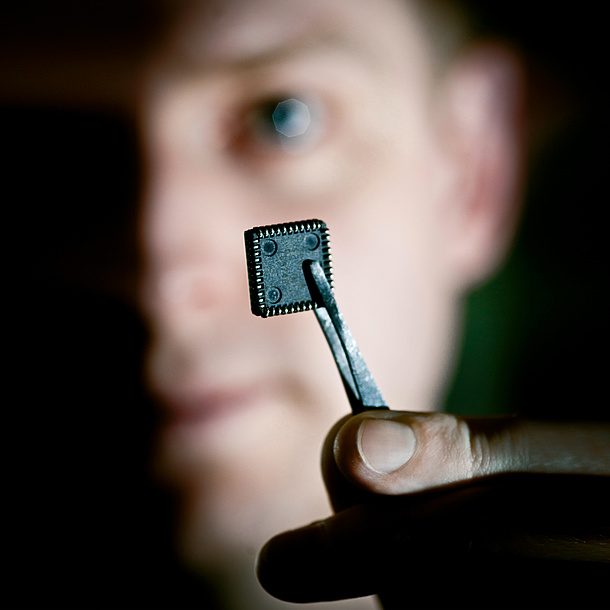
[139,159,251,323]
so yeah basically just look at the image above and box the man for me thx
[138,0,608,608]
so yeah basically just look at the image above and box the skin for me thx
[259,412,610,606]
[141,0,458,568]
[138,0,609,607]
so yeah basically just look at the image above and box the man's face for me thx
[140,0,460,567]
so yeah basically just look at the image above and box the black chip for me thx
[244,219,333,317]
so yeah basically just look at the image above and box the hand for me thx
[257,411,610,608]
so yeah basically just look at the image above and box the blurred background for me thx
[2,1,607,608]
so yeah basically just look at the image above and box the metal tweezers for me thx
[304,260,388,414]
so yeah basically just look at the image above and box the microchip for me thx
[244,219,333,317]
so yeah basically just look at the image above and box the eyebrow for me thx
[158,25,379,79]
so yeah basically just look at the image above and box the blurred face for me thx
[140,0,461,569]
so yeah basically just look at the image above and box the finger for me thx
[256,494,475,604]
[258,477,610,605]
[321,414,377,512]
[331,411,610,495]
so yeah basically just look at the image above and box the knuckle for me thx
[423,414,493,482]
[466,423,493,476]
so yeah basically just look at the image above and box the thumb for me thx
[331,410,610,496]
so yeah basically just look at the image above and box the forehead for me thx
[158,0,432,80]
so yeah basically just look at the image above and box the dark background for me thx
[2,2,608,608]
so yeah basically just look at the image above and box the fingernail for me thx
[358,418,416,474]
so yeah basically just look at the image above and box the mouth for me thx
[158,384,265,428]
[151,381,288,472]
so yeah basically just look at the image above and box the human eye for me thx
[234,94,326,156]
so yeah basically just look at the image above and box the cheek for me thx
[315,144,450,410]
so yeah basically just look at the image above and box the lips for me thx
[151,380,288,477]
[158,383,265,428]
